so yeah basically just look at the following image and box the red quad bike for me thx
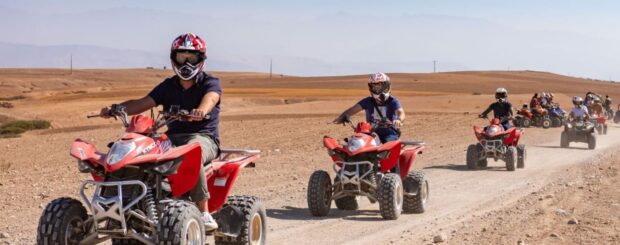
[36,105,266,245]
[466,117,526,171]
[307,117,428,220]
[589,112,608,135]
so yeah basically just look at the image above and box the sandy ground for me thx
[0,69,619,244]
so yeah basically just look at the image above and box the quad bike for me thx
[467,116,526,171]
[548,104,567,127]
[589,112,608,135]
[513,107,551,128]
[561,116,596,149]
[36,105,266,245]
[307,117,428,220]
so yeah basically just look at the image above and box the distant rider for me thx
[333,72,405,143]
[99,33,220,231]
[604,95,613,114]
[569,96,589,121]
[479,88,513,130]
[590,97,604,116]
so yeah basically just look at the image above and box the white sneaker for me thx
[202,212,218,231]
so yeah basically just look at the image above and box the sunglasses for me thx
[175,51,201,65]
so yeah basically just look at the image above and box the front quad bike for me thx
[561,117,596,150]
[467,117,526,171]
[590,112,608,135]
[307,118,428,220]
[37,105,266,245]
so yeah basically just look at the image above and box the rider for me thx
[569,96,589,120]
[332,72,405,143]
[604,95,613,113]
[479,88,513,130]
[590,97,605,116]
[530,93,543,116]
[99,33,220,230]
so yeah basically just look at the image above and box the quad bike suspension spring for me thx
[144,188,158,224]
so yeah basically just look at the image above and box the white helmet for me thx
[572,96,584,106]
[368,72,391,103]
[495,88,508,102]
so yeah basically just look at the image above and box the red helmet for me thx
[170,33,207,80]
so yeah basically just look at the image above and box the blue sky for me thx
[2,1,620,79]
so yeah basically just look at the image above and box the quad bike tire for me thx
[158,200,205,245]
[378,173,404,220]
[588,133,597,150]
[597,125,603,135]
[466,144,480,170]
[521,118,532,128]
[551,117,562,127]
[37,197,88,245]
[560,131,569,148]
[402,171,429,214]
[517,144,526,169]
[307,170,332,217]
[214,196,267,245]
[603,124,608,135]
[505,146,517,171]
[541,118,552,129]
[513,118,522,127]
[335,196,359,211]
[112,239,142,245]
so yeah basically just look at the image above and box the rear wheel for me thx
[378,173,403,220]
[466,144,480,170]
[335,196,359,210]
[603,124,608,135]
[522,118,532,128]
[588,133,597,150]
[307,170,332,216]
[505,146,517,171]
[541,118,552,128]
[560,131,569,148]
[597,125,603,135]
[517,144,526,169]
[214,196,267,245]
[551,117,562,127]
[402,171,429,214]
[158,200,205,245]
[37,197,88,245]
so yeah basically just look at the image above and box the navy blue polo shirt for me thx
[148,72,222,144]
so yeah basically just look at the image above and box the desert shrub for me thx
[0,119,51,138]
[472,92,482,95]
[0,95,26,101]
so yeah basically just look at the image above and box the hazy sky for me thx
[2,0,620,79]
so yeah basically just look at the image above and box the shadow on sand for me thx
[534,145,591,151]
[424,163,506,172]
[267,205,385,222]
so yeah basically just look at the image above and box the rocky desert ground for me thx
[1,69,619,244]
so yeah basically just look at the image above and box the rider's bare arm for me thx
[333,104,363,123]
[394,108,405,127]
[100,96,156,118]
[190,92,220,119]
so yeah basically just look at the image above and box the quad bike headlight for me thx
[347,137,366,152]
[106,141,136,165]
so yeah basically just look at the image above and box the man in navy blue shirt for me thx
[333,73,406,143]
[99,33,220,230]
[479,87,514,130]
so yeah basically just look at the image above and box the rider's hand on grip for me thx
[99,107,112,119]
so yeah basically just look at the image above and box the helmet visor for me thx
[174,51,201,65]
[368,82,389,94]
[495,92,507,99]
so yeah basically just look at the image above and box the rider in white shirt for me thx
[569,96,589,120]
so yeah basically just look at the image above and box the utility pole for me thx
[433,60,437,73]
[70,54,73,75]
[269,59,273,80]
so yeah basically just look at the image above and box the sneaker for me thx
[202,212,218,231]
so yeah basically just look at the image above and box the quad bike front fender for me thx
[379,141,402,173]
[398,145,425,179]
[163,142,203,198]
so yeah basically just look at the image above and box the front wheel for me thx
[307,170,332,216]
[335,196,359,211]
[378,173,404,220]
[505,146,517,171]
[466,144,480,170]
[214,196,267,245]
[37,197,88,245]
[521,118,532,128]
[551,117,562,127]
[603,124,608,135]
[541,118,552,129]
[560,131,569,148]
[158,200,205,245]
[588,133,597,150]
[403,171,429,214]
[517,144,526,169]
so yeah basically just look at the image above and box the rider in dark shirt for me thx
[479,88,513,130]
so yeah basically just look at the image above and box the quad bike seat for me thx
[401,140,425,146]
